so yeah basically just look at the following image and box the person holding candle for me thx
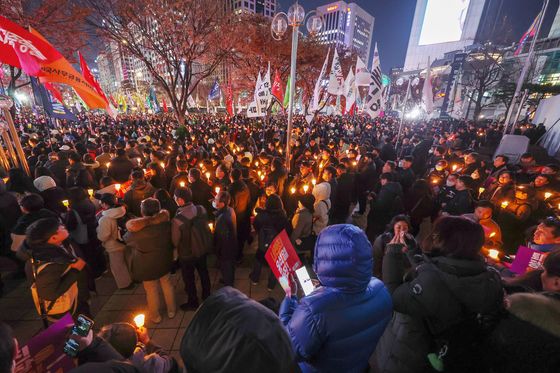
[66,152,96,190]
[168,159,190,197]
[33,175,68,215]
[441,175,475,216]
[463,200,503,251]
[228,168,251,263]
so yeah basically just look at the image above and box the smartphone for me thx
[295,267,315,296]
[63,314,94,357]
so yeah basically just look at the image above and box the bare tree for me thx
[86,0,238,124]
[462,44,505,120]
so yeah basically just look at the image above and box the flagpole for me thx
[285,20,299,172]
[503,0,549,135]
[395,79,411,153]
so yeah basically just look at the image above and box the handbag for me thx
[69,209,89,245]
[30,262,78,317]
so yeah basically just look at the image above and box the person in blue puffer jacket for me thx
[279,224,393,373]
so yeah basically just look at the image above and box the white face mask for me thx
[446,180,455,187]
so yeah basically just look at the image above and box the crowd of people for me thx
[0,111,559,373]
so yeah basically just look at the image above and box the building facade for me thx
[316,1,374,65]
[227,0,277,17]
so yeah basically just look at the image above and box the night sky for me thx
[279,0,559,73]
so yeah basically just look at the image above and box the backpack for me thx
[175,206,213,260]
[116,212,134,243]
[423,264,504,372]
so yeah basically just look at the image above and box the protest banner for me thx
[509,246,549,274]
[14,313,76,373]
[265,230,303,286]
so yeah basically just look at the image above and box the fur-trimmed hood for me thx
[508,292,560,338]
[126,209,170,233]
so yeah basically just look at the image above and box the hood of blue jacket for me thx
[313,224,373,293]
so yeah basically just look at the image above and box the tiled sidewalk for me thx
[0,245,286,369]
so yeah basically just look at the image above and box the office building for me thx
[316,1,375,64]
[228,0,277,17]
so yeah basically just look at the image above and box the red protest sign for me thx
[265,230,303,282]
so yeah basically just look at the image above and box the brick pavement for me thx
[0,243,286,369]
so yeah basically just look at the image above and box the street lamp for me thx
[271,2,322,171]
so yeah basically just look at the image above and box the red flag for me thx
[44,82,64,104]
[163,98,168,113]
[226,85,233,116]
[78,52,110,105]
[271,69,284,103]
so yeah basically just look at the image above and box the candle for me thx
[489,232,496,238]
[115,184,121,191]
[137,158,142,165]
[303,184,309,193]
[312,178,317,186]
[199,162,203,169]
[432,178,438,184]
[106,162,111,168]
[215,186,221,194]
[255,161,259,167]
[545,192,552,200]
[159,162,165,169]
[451,164,458,172]
[133,314,145,328]
[208,222,214,232]
[478,187,485,196]
[205,172,211,180]
[62,199,69,207]
[500,201,509,209]
[290,187,296,194]
[257,170,262,177]
[143,168,147,174]
[279,148,283,154]
[319,162,324,169]
[179,181,186,188]
[352,161,357,166]
[260,174,265,181]
[488,249,500,261]
[87,189,94,198]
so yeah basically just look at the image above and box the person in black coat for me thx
[442,175,474,215]
[33,175,67,215]
[65,187,106,285]
[45,152,69,189]
[367,173,404,240]
[213,191,237,286]
[268,158,288,198]
[108,149,135,184]
[249,194,292,290]
[0,179,21,253]
[356,153,378,215]
[330,163,356,224]
[168,159,189,197]
[241,167,261,214]
[228,168,251,261]
[397,156,416,194]
[380,138,397,162]
[66,152,95,189]
[188,168,214,215]
[371,216,504,373]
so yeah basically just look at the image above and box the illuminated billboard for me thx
[418,0,471,45]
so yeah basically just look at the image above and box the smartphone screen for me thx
[63,339,80,357]
[295,267,315,296]
[72,315,94,337]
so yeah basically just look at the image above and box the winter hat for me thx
[33,176,56,192]
[59,145,71,151]
[312,181,331,202]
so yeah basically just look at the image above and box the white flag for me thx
[187,95,196,108]
[255,62,272,116]
[355,56,371,86]
[365,43,383,119]
[344,68,356,113]
[246,101,260,118]
[312,49,330,112]
[422,57,434,115]
[328,49,345,95]
[254,72,262,110]
[237,96,243,114]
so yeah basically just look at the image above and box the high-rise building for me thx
[228,0,277,17]
[549,4,560,38]
[316,1,374,64]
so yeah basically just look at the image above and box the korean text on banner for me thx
[265,230,303,282]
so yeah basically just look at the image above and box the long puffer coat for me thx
[280,224,393,373]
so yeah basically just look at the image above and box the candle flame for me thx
[134,314,145,328]
[545,192,552,200]
[115,184,121,191]
[215,187,221,194]
[488,249,500,260]
[179,181,186,188]
[290,187,296,194]
[489,232,496,238]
